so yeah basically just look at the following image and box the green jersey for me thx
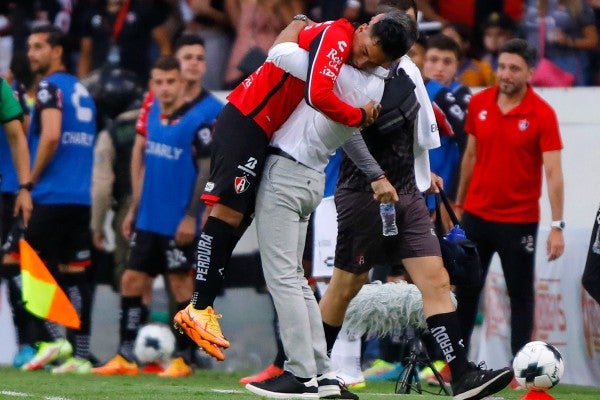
[0,77,23,123]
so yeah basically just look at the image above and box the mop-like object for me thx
[343,280,457,338]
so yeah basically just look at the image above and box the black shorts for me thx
[1,193,16,243]
[201,103,269,217]
[25,204,91,272]
[334,190,441,274]
[128,229,194,277]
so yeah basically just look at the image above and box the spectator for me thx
[21,24,97,374]
[76,0,173,82]
[454,38,565,357]
[223,0,303,88]
[181,0,236,90]
[522,0,599,86]
[416,0,524,32]
[442,22,496,87]
[480,12,519,71]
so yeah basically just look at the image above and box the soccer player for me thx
[174,10,409,363]
[93,54,223,377]
[21,25,97,373]
[246,11,416,399]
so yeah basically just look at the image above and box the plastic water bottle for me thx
[446,225,466,242]
[380,202,398,236]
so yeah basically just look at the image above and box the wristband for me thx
[19,182,34,191]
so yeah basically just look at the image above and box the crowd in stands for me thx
[2,0,600,88]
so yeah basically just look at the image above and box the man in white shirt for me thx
[247,11,417,400]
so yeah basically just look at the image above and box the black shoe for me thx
[451,362,513,400]
[246,370,318,399]
[317,372,341,398]
[332,376,359,400]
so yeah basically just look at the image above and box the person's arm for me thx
[30,108,61,185]
[543,150,565,261]
[454,133,476,219]
[342,133,398,203]
[416,0,446,23]
[91,130,115,250]
[151,24,172,56]
[122,134,146,240]
[304,22,370,127]
[0,79,33,224]
[77,37,93,78]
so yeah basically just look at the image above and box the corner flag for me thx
[19,239,81,329]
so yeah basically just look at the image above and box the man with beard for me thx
[454,38,565,361]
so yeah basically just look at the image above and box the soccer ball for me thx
[512,341,564,391]
[134,323,176,364]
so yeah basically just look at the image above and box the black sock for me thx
[192,217,236,309]
[119,296,143,362]
[323,322,342,355]
[61,272,92,359]
[3,264,28,346]
[426,311,469,378]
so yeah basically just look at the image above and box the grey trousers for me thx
[255,155,331,379]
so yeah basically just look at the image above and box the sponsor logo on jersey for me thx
[234,176,250,194]
[62,131,95,147]
[146,140,184,160]
[204,182,215,192]
[478,110,488,121]
[37,89,51,104]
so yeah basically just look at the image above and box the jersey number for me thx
[71,82,93,123]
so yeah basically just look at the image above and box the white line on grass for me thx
[0,390,72,400]
[211,389,246,394]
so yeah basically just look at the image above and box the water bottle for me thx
[380,202,398,236]
[446,225,466,242]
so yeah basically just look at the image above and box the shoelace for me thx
[203,310,224,334]
[335,376,349,390]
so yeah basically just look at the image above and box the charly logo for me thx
[234,176,250,194]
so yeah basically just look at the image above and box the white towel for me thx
[398,55,441,192]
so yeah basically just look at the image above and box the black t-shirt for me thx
[337,69,420,195]
[78,0,170,81]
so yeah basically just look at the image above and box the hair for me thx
[152,55,181,72]
[426,33,463,61]
[173,34,206,53]
[377,0,417,16]
[498,38,537,67]
[372,10,418,61]
[29,24,67,65]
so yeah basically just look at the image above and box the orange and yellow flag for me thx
[19,239,81,329]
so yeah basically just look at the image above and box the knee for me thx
[121,270,146,295]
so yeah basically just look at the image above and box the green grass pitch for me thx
[1,367,600,399]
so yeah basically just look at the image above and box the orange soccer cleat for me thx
[173,304,229,361]
[240,364,285,384]
[92,354,138,376]
[158,357,192,378]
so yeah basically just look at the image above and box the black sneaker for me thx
[451,362,513,400]
[246,370,318,399]
[317,372,341,398]
[332,376,359,400]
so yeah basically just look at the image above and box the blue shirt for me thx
[136,93,222,236]
[29,72,96,205]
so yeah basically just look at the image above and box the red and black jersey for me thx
[227,18,364,138]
